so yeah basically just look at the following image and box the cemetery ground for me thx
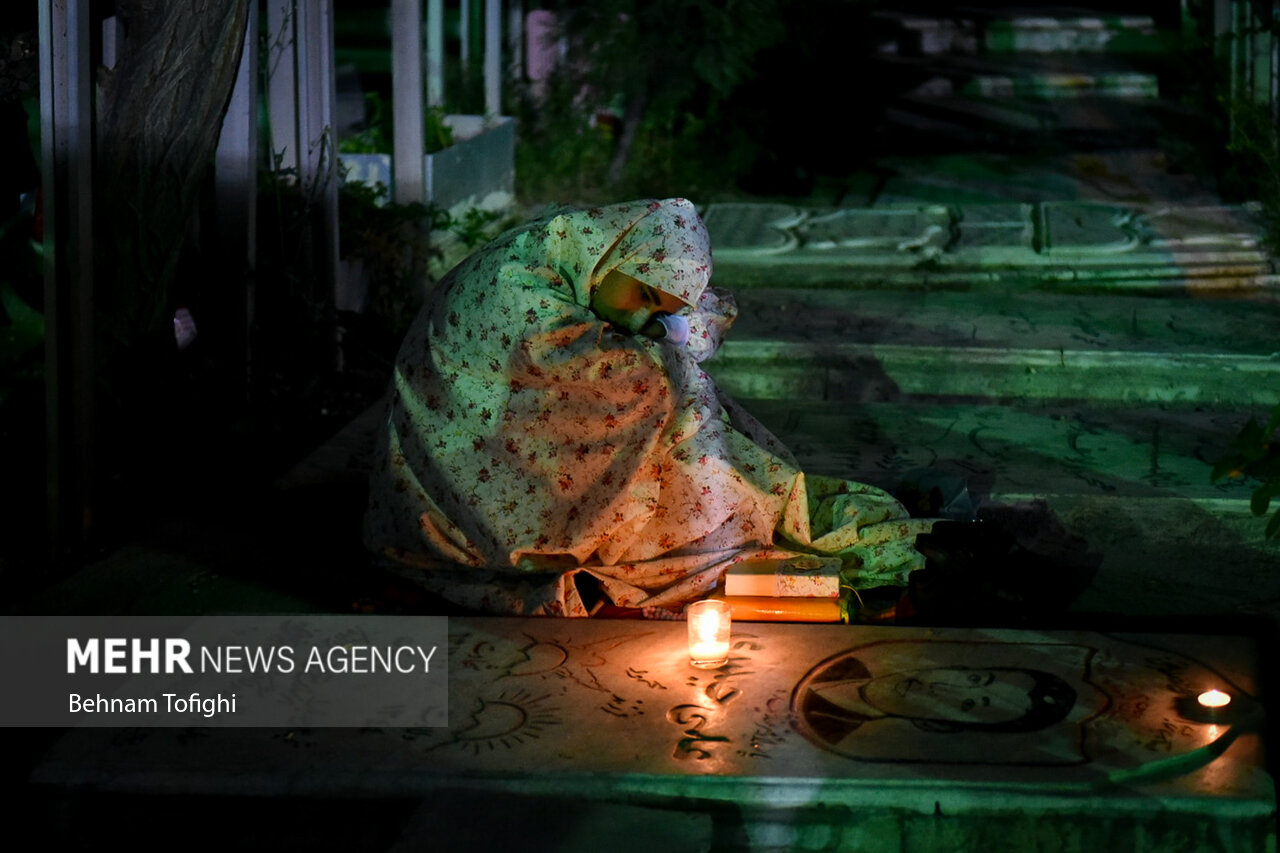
[3,145,1279,850]
[6,5,1280,846]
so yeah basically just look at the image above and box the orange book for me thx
[710,593,843,622]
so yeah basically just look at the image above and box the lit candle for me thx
[687,599,731,669]
[1197,689,1231,709]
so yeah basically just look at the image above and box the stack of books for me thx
[713,555,844,622]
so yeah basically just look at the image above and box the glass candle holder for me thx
[686,599,731,669]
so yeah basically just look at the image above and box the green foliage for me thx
[262,147,507,372]
[514,72,758,203]
[446,206,502,249]
[337,92,455,156]
[1212,405,1280,539]
[338,92,393,154]
[1222,96,1280,251]
[337,175,448,339]
[255,158,337,382]
[1191,14,1280,541]
[424,106,455,154]
[1166,10,1280,250]
[0,200,43,409]
[514,75,616,203]
[556,0,785,112]
[0,281,42,378]
[0,190,46,560]
[515,0,788,197]
[516,0,880,200]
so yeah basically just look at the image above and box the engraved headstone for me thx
[949,203,1037,264]
[701,203,804,255]
[31,620,1275,849]
[1042,202,1142,255]
[36,619,1269,793]
[796,207,953,257]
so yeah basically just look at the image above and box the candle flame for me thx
[1197,689,1231,709]
[690,609,720,641]
[686,600,731,668]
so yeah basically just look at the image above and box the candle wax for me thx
[689,640,729,663]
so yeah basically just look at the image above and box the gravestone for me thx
[704,202,1272,290]
[33,618,1275,851]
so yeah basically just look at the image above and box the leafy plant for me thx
[424,105,455,154]
[445,206,502,249]
[338,175,448,339]
[1216,92,1280,251]
[0,280,43,400]
[337,92,455,156]
[0,184,43,411]
[0,181,46,567]
[513,74,616,203]
[339,91,393,154]
[515,0,882,201]
[550,0,785,185]
[1212,404,1280,539]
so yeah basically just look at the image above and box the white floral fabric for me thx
[364,199,932,616]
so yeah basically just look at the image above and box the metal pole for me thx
[508,0,523,88]
[391,0,425,203]
[266,0,299,173]
[485,0,501,117]
[460,0,470,71]
[215,0,260,395]
[297,0,340,312]
[427,0,445,108]
[39,0,95,560]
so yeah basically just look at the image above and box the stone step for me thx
[739,398,1263,507]
[971,7,1164,55]
[735,397,1280,617]
[711,339,1280,407]
[877,53,1161,100]
[881,94,1167,152]
[703,202,1275,292]
[873,7,1166,56]
[704,287,1280,406]
[866,151,1222,208]
[873,11,980,56]
[891,91,1052,131]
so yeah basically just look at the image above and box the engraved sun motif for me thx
[461,631,657,694]
[446,688,561,754]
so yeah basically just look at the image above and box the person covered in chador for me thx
[363,198,933,616]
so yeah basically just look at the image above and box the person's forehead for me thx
[618,272,689,308]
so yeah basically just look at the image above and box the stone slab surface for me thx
[882,53,1161,99]
[705,287,1280,405]
[704,203,1271,288]
[975,8,1159,54]
[735,399,1280,619]
[719,288,1280,355]
[873,11,980,56]
[867,152,1223,208]
[32,619,1273,848]
[740,400,1265,504]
